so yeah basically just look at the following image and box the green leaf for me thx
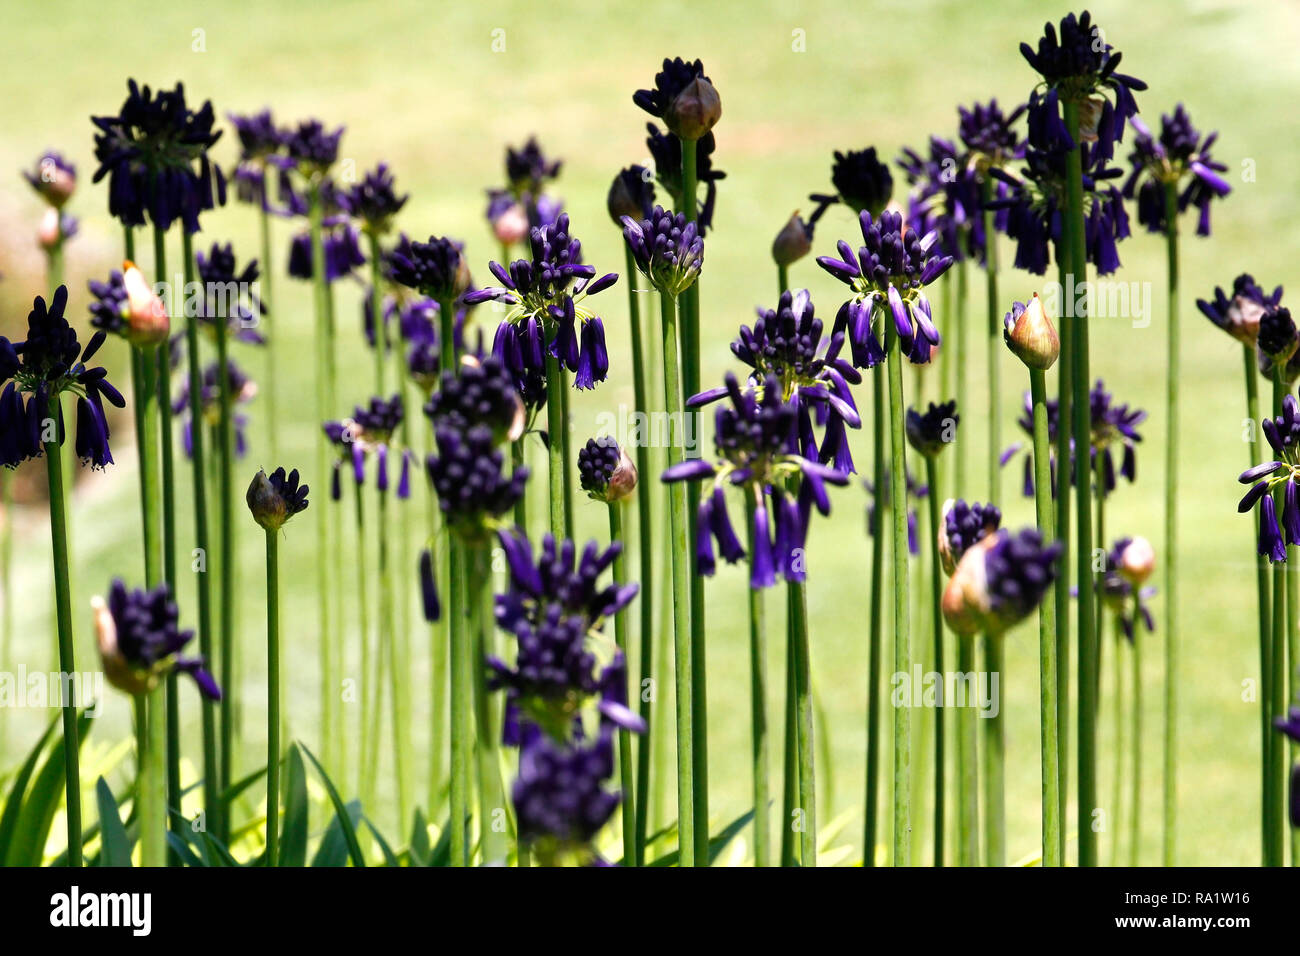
[0,714,59,862]
[428,814,453,868]
[5,708,92,867]
[165,831,205,868]
[365,818,400,867]
[200,830,242,867]
[220,764,268,807]
[647,809,755,868]
[278,745,308,868]
[409,808,431,867]
[301,745,366,867]
[311,799,362,867]
[95,777,132,867]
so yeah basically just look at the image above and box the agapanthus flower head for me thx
[666,373,849,588]
[633,57,721,140]
[196,242,264,343]
[865,467,927,556]
[1004,294,1060,369]
[346,163,408,236]
[38,209,78,251]
[485,189,531,247]
[24,151,76,207]
[283,119,344,180]
[939,498,1002,575]
[1197,273,1281,347]
[425,351,525,442]
[93,579,219,700]
[906,400,958,458]
[816,209,951,366]
[174,359,256,460]
[942,527,1062,636]
[323,394,412,498]
[1123,105,1229,236]
[896,136,984,263]
[1100,536,1158,641]
[288,193,365,284]
[607,166,656,226]
[506,137,562,196]
[578,436,637,504]
[228,109,281,160]
[1237,392,1300,563]
[426,423,528,540]
[959,100,1028,170]
[91,80,226,233]
[1019,11,1147,160]
[1088,379,1145,498]
[88,262,169,347]
[771,212,813,268]
[621,205,703,299]
[1258,306,1297,367]
[810,147,894,224]
[387,234,470,302]
[645,124,725,232]
[513,723,620,863]
[246,466,309,531]
[1,287,123,470]
[226,109,287,212]
[489,530,643,743]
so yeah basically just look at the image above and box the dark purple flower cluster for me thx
[424,351,523,442]
[86,269,130,338]
[1088,379,1145,497]
[941,499,1002,574]
[1123,106,1230,237]
[173,359,256,460]
[906,400,959,458]
[287,184,365,283]
[665,373,848,588]
[606,165,656,225]
[226,110,298,214]
[24,151,77,208]
[810,146,894,225]
[960,100,1028,166]
[426,423,528,537]
[513,722,620,857]
[1238,392,1300,563]
[621,205,703,298]
[387,234,468,303]
[91,80,226,233]
[345,163,408,235]
[1257,306,1297,367]
[506,137,562,196]
[98,579,220,701]
[1197,273,1279,347]
[982,528,1063,626]
[644,124,725,232]
[282,119,344,179]
[196,242,265,343]
[1,288,123,470]
[1099,537,1157,641]
[816,210,951,366]
[323,395,412,499]
[896,136,983,263]
[246,466,309,531]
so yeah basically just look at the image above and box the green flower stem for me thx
[778,263,789,297]
[1028,367,1061,866]
[470,541,505,865]
[1108,629,1124,867]
[44,403,81,865]
[956,633,978,867]
[180,231,219,838]
[608,502,637,865]
[368,233,386,394]
[627,245,655,868]
[512,440,527,532]
[448,536,469,866]
[545,352,566,540]
[863,369,886,866]
[1053,255,1073,865]
[955,261,969,504]
[924,455,945,866]
[264,528,281,867]
[680,136,709,859]
[781,595,798,867]
[981,634,1004,867]
[1063,96,1098,868]
[1130,613,1142,867]
[353,479,375,803]
[215,288,237,816]
[743,491,770,867]
[981,178,1001,508]
[1243,345,1270,862]
[885,309,911,867]
[790,569,816,867]
[48,225,64,295]
[0,473,12,755]
[1287,545,1299,866]
[258,200,278,461]
[1160,180,1180,866]
[325,285,343,775]
[307,187,336,787]
[379,487,411,831]
[560,377,575,540]
[427,433,448,817]
[1266,372,1286,867]
[659,291,694,867]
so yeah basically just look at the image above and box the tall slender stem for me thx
[608,503,636,865]
[981,634,1004,866]
[659,292,694,866]
[781,579,798,866]
[1109,628,1124,867]
[1053,255,1072,864]
[864,368,886,866]
[1028,367,1060,865]
[1160,181,1180,866]
[368,233,386,395]
[448,537,469,866]
[955,260,969,501]
[1129,619,1142,867]
[956,632,978,866]
[265,529,281,867]
[885,309,911,867]
[925,456,945,866]
[1244,345,1270,863]
[790,571,816,867]
[468,541,504,865]
[981,179,1001,508]
[0,474,12,758]
[379,485,410,830]
[743,491,770,867]
[545,351,565,540]
[627,245,655,868]
[180,230,218,838]
[136,342,165,868]
[1063,97,1098,867]
[215,294,237,815]
[258,200,278,462]
[353,479,374,803]
[1265,372,1286,866]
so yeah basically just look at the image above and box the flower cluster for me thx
[906,400,959,458]
[513,722,621,864]
[246,466,309,532]
[578,436,637,503]
[388,234,472,304]
[1099,536,1157,641]
[897,136,981,263]
[424,352,525,442]
[425,424,528,541]
[665,373,849,588]
[287,182,365,283]
[939,499,1002,575]
[942,527,1063,636]
[87,262,168,347]
[621,205,703,299]
[1238,392,1300,563]
[282,119,344,181]
[633,56,721,141]
[196,242,265,343]
[606,165,656,226]
[346,163,408,236]
[227,109,298,214]
[816,209,952,366]
[810,147,893,225]
[1123,105,1230,236]
[93,579,220,700]
[644,124,725,232]
[25,151,79,253]
[173,359,257,460]
[1,288,123,470]
[1197,273,1280,347]
[91,80,226,233]
[323,394,413,500]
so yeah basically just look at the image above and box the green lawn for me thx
[1,0,1298,864]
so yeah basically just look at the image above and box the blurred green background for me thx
[2,0,1298,865]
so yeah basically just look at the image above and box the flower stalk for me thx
[1030,366,1060,865]
[264,527,281,866]
[864,369,886,866]
[1160,180,1180,865]
[885,313,911,867]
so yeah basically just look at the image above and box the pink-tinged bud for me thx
[36,160,76,208]
[605,446,639,503]
[1077,96,1105,143]
[93,595,154,697]
[1226,295,1264,346]
[37,208,62,250]
[122,261,170,347]
[666,76,721,140]
[771,212,812,267]
[1117,536,1155,586]
[941,536,995,636]
[492,202,529,247]
[1004,293,1059,370]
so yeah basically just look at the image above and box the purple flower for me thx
[906,400,959,458]
[426,423,528,538]
[896,136,983,263]
[513,722,621,861]
[810,146,894,224]
[323,394,412,499]
[424,350,524,442]
[644,124,725,232]
[173,359,257,461]
[91,80,226,233]
[196,242,265,344]
[23,151,76,208]
[621,205,703,298]
[1197,273,1280,347]
[345,163,408,236]
[1099,536,1158,641]
[633,56,721,140]
[282,119,344,179]
[939,499,1002,575]
[94,579,220,701]
[1238,392,1300,563]
[246,466,309,532]
[607,166,656,225]
[505,137,562,196]
[387,234,469,303]
[1123,106,1229,237]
